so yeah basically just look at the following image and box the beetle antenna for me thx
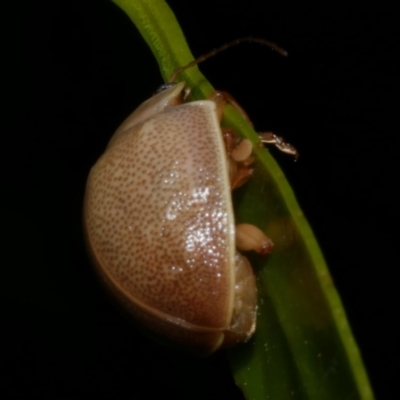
[168,37,287,83]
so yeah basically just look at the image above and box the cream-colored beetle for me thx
[84,39,297,356]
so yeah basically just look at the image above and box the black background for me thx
[1,0,398,398]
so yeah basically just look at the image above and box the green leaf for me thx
[111,0,374,399]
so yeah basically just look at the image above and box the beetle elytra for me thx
[84,38,297,355]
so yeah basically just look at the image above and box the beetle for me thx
[83,38,297,356]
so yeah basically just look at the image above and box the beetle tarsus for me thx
[258,131,299,159]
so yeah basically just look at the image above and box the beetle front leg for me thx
[208,90,253,124]
[258,131,299,159]
[209,90,298,159]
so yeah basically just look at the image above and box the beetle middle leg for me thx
[235,223,274,255]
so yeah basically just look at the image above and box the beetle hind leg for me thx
[222,252,257,348]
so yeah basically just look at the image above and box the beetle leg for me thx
[209,90,298,159]
[209,91,260,188]
[222,252,257,348]
[230,165,254,190]
[231,137,252,162]
[222,128,254,190]
[222,128,237,155]
[258,131,299,159]
[208,90,253,124]
[230,138,254,189]
[222,128,252,161]
[235,223,274,255]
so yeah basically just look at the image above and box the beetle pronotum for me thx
[84,38,297,356]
